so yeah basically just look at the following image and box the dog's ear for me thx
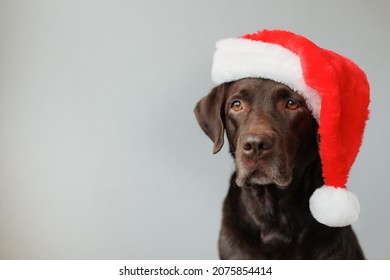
[194,84,227,154]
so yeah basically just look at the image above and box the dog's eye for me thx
[286,100,299,110]
[231,100,243,112]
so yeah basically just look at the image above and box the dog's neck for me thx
[234,155,323,250]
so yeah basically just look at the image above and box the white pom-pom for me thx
[309,186,360,227]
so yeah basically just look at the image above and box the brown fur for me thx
[194,78,364,259]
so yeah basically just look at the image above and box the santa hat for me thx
[211,29,370,227]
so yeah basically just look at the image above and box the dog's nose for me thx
[242,134,274,157]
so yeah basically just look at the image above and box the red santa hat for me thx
[211,29,370,227]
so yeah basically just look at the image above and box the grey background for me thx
[0,0,389,259]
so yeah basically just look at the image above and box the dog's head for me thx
[195,78,319,189]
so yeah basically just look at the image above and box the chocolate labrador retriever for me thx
[194,78,364,259]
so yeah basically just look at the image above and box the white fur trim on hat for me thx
[309,186,360,227]
[211,38,322,120]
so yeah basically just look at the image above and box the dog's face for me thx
[195,78,319,189]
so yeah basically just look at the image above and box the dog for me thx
[194,78,364,259]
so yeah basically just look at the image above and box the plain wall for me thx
[0,0,389,259]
